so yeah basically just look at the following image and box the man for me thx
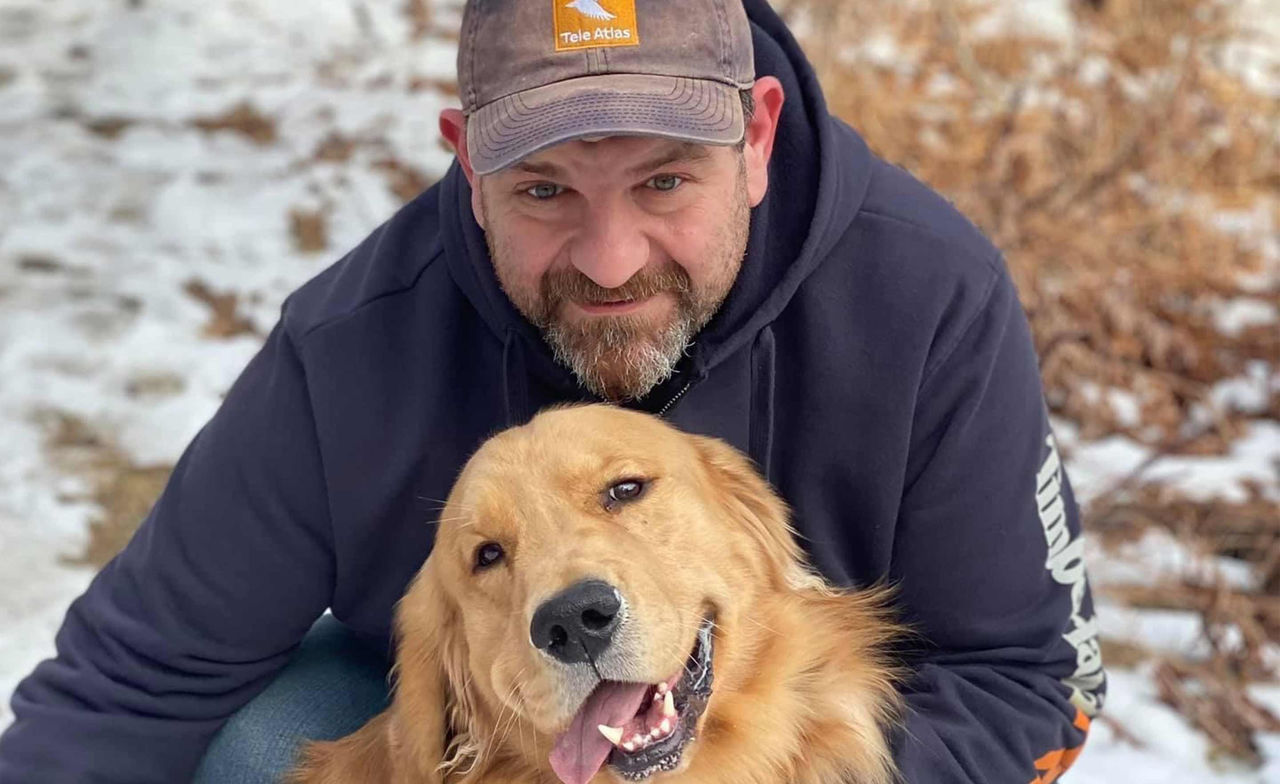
[0,0,1106,782]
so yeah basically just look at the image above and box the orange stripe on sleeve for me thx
[1025,707,1091,784]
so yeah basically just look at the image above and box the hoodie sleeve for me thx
[0,316,335,783]
[888,264,1105,783]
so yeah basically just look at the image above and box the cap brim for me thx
[466,73,744,175]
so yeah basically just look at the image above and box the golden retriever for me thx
[289,404,903,784]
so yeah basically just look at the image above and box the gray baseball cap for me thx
[459,0,755,175]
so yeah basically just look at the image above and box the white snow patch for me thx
[1060,422,1279,506]
[970,0,1076,43]
[1211,299,1278,337]
[1107,388,1143,428]
[1071,667,1280,784]
[1212,362,1279,415]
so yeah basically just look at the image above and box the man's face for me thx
[477,137,752,401]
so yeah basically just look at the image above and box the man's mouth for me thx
[573,295,656,316]
[548,616,716,784]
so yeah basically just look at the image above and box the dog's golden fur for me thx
[289,404,903,784]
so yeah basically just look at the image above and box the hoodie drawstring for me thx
[502,329,530,428]
[748,326,777,483]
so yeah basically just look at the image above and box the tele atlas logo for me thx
[554,0,640,51]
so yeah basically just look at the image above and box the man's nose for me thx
[569,204,651,290]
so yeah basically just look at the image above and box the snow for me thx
[1211,298,1278,338]
[1070,668,1280,784]
[1060,422,1280,506]
[0,0,455,726]
[1087,528,1259,592]
[1213,361,1280,415]
[970,0,1077,44]
[1106,388,1143,429]
[1223,0,1280,97]
[1,0,1278,779]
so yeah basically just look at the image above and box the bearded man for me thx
[0,1,1104,782]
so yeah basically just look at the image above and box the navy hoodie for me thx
[0,1,1105,781]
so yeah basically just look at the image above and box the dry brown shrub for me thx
[1089,482,1279,563]
[778,0,1278,448]
[1155,657,1280,767]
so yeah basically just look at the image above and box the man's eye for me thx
[525,183,565,200]
[646,175,683,192]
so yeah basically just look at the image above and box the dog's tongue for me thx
[550,680,650,784]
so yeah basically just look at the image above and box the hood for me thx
[440,0,874,420]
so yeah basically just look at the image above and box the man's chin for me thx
[537,294,705,400]
[570,352,674,402]
[544,332,685,401]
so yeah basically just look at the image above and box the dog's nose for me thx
[530,579,623,664]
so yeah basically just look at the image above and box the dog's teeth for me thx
[650,726,661,738]
[656,682,669,695]
[597,724,625,746]
[663,690,676,717]
[630,733,646,748]
[659,717,672,735]
[622,739,636,752]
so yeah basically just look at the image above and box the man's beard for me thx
[484,166,751,401]
[535,264,708,401]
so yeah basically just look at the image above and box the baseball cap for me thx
[458,0,756,175]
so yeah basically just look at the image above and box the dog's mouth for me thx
[548,616,716,784]
[604,617,715,781]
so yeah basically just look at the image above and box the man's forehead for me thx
[501,137,716,179]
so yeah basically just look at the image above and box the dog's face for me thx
[398,404,807,784]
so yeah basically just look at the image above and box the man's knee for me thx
[193,615,391,783]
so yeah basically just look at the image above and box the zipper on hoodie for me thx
[656,380,693,417]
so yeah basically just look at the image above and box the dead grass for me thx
[183,278,262,339]
[371,156,433,203]
[404,0,433,41]
[289,207,330,253]
[190,100,278,146]
[35,411,172,569]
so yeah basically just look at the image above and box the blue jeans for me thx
[192,615,392,783]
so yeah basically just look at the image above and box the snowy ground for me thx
[0,0,1276,781]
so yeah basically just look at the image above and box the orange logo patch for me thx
[554,0,640,52]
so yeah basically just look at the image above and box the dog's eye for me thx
[474,542,505,571]
[605,479,647,509]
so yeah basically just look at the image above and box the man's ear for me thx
[742,76,785,208]
[439,108,487,229]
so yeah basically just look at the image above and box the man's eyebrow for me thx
[625,143,712,176]
[507,142,711,179]
[508,159,567,178]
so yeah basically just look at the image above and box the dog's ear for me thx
[289,565,478,784]
[689,435,816,590]
[390,561,482,782]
